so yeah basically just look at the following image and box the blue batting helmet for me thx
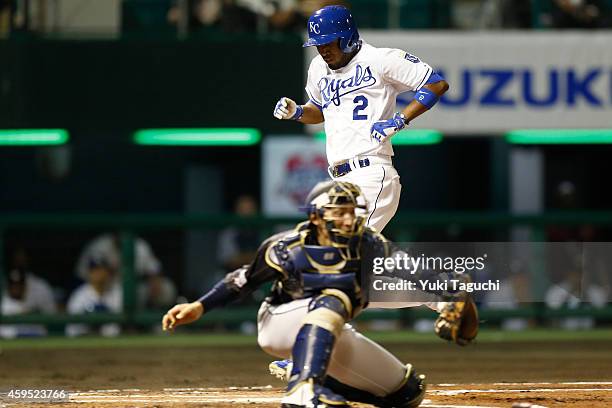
[303,5,360,53]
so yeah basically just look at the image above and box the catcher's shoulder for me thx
[260,221,307,251]
[261,222,307,271]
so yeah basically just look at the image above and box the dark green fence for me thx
[1,212,611,328]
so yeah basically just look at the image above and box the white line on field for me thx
[423,406,499,408]
[83,385,274,393]
[438,381,612,387]
[432,388,612,396]
[80,382,612,394]
[70,389,612,404]
[68,397,500,408]
[66,384,612,407]
[492,381,612,386]
[72,397,282,403]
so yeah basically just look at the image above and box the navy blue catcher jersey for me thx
[199,221,389,316]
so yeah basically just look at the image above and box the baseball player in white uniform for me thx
[274,5,448,232]
[270,4,452,389]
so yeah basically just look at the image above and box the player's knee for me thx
[302,292,351,337]
[256,332,272,354]
[310,290,352,317]
[301,307,345,338]
[381,364,427,408]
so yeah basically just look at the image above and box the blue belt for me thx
[332,158,370,178]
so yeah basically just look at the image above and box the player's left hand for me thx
[370,112,407,143]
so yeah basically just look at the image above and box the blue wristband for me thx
[291,105,304,121]
[414,88,439,110]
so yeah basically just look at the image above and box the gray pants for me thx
[257,298,408,397]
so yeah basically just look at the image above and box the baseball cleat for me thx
[269,359,293,381]
[281,380,349,408]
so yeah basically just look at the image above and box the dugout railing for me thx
[1,211,611,328]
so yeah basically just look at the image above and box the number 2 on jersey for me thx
[352,95,368,120]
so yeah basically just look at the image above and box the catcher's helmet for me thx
[303,181,367,254]
[303,5,360,53]
[303,180,366,216]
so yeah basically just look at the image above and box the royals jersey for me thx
[305,41,434,165]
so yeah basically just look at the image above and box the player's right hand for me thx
[162,301,204,332]
[273,97,297,120]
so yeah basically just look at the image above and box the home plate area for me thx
[19,382,608,407]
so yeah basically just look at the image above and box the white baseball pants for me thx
[333,157,443,311]
[333,156,401,232]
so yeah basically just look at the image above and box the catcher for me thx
[162,181,477,408]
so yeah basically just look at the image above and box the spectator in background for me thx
[218,195,261,272]
[66,257,122,337]
[138,270,178,311]
[0,268,57,338]
[548,180,598,242]
[168,0,346,34]
[167,0,258,33]
[76,232,162,279]
[545,179,603,328]
[252,0,305,31]
[545,269,608,330]
[484,260,532,331]
[243,0,348,33]
[75,232,176,311]
[500,0,532,28]
[551,0,608,28]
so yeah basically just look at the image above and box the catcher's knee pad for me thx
[311,290,352,318]
[380,364,426,408]
[302,291,350,337]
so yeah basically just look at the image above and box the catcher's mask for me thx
[302,181,367,254]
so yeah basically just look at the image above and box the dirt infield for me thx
[2,383,612,407]
[1,333,611,407]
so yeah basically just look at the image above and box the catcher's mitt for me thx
[434,297,479,346]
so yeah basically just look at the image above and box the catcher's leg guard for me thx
[288,324,335,384]
[379,364,426,408]
[281,293,351,408]
[281,325,348,407]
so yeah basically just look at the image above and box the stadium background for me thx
[0,1,611,407]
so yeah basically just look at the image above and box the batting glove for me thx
[273,97,303,121]
[370,112,407,143]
